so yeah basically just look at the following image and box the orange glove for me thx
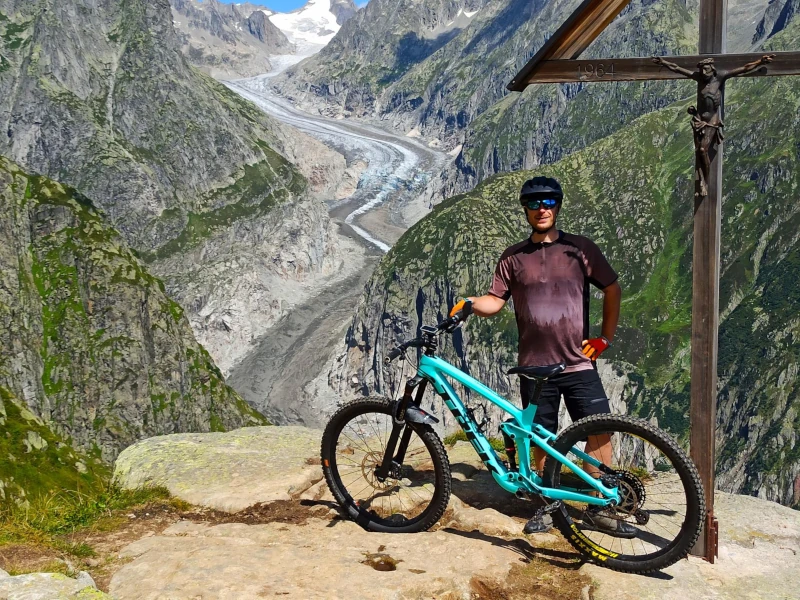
[581,336,610,361]
[449,298,473,318]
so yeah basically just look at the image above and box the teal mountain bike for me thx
[321,312,705,573]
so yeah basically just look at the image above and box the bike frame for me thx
[417,354,620,506]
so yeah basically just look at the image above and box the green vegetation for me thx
[1,156,269,507]
[142,151,305,262]
[443,430,505,454]
[0,483,182,552]
[0,387,109,511]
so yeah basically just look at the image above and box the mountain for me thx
[269,0,358,54]
[170,0,293,79]
[276,0,491,114]
[274,0,781,194]
[0,0,355,375]
[0,156,267,507]
[327,17,800,507]
[330,0,358,24]
[170,0,359,78]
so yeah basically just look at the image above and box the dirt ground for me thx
[0,498,322,592]
[0,497,591,599]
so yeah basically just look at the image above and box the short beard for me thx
[531,217,557,234]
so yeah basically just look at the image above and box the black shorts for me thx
[520,368,610,434]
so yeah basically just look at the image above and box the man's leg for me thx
[521,376,561,534]
[583,433,612,480]
[561,370,637,538]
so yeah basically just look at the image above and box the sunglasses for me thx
[524,198,560,210]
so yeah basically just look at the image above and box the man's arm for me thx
[581,280,621,360]
[600,281,622,342]
[466,294,506,317]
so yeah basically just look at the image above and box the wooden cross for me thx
[507,0,800,562]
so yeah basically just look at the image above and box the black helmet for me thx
[519,176,563,205]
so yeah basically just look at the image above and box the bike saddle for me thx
[507,363,566,380]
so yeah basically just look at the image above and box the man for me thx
[450,176,635,537]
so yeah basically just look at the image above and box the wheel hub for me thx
[362,452,394,490]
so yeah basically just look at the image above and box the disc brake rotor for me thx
[362,451,394,491]
[614,470,647,515]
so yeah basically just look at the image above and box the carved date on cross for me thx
[652,54,775,198]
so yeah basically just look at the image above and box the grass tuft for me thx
[443,429,506,454]
[0,485,172,547]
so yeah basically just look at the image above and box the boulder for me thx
[113,426,323,512]
[0,570,111,599]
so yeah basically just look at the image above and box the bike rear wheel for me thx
[321,397,451,533]
[542,414,704,573]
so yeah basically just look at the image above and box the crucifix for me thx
[507,0,800,562]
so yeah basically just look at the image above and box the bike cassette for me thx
[603,469,647,516]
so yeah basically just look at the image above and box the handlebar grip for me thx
[385,348,403,363]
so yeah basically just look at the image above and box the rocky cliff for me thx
[328,18,800,507]
[0,156,265,506]
[0,0,354,374]
[170,0,293,79]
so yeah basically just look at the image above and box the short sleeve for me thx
[488,256,512,300]
[582,240,618,289]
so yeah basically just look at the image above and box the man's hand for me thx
[581,336,611,361]
[449,298,474,319]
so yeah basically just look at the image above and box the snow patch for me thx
[268,0,343,55]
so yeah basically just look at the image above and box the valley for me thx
[225,75,449,424]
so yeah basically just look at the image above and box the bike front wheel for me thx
[542,414,705,573]
[321,397,451,533]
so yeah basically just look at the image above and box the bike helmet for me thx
[519,176,563,205]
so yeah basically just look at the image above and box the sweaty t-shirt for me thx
[488,231,617,372]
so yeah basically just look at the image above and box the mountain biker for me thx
[450,176,636,538]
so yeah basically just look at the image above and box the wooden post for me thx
[690,0,726,562]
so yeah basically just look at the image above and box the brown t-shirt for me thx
[488,231,617,372]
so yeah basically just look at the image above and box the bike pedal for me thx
[540,500,563,515]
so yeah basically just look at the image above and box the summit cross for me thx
[506,0,800,562]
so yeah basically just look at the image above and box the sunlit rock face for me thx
[169,0,293,79]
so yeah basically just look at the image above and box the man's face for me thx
[525,202,560,232]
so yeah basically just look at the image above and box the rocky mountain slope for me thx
[0,156,265,507]
[328,18,800,508]
[0,0,356,374]
[170,0,293,79]
[170,0,359,79]
[274,0,781,194]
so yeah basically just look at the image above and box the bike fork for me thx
[375,377,428,481]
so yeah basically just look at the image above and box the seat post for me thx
[531,378,544,405]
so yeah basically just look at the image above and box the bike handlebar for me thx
[384,314,466,363]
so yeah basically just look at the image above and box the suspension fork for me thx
[375,376,428,481]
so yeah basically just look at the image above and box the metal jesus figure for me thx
[652,54,775,197]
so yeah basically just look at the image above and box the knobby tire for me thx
[542,414,705,573]
[321,396,452,533]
